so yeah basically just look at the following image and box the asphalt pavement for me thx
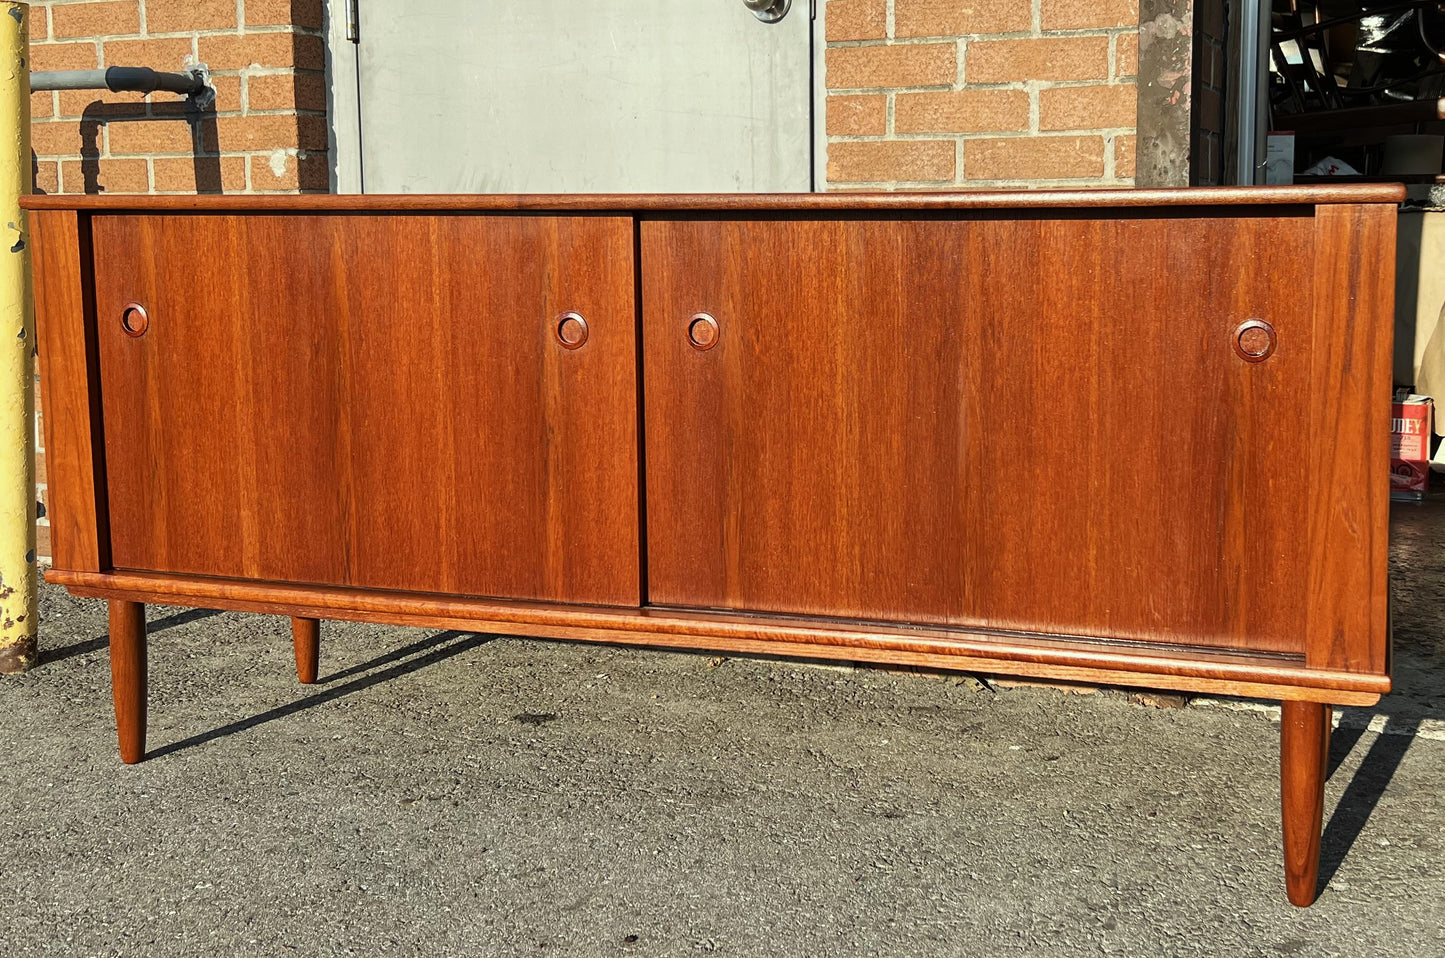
[1,502,1442,957]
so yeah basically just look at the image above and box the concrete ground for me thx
[1,506,1442,957]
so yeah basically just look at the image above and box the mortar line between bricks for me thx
[824,180,1135,190]
[826,29,1129,49]
[137,28,329,39]
[828,130,1133,140]
[828,80,1138,95]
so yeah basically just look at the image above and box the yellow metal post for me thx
[0,1,36,674]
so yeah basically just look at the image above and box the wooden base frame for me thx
[62,569,1386,706]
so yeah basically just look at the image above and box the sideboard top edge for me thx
[19,184,1408,213]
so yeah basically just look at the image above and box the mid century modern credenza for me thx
[22,186,1401,906]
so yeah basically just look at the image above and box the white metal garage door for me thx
[330,0,815,193]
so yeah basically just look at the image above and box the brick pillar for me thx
[823,0,1140,189]
[1135,0,1194,187]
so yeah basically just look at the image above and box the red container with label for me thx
[1391,397,1432,499]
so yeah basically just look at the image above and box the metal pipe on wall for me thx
[30,65,208,95]
[1235,0,1270,185]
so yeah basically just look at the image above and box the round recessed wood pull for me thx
[120,302,149,337]
[1234,319,1276,363]
[688,313,719,351]
[556,312,588,349]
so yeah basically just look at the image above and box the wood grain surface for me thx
[31,209,109,572]
[19,184,1405,213]
[37,196,1396,702]
[1304,205,1394,675]
[1280,700,1330,906]
[643,213,1326,655]
[107,598,146,765]
[291,617,319,685]
[89,214,640,606]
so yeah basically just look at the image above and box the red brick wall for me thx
[27,0,326,195]
[824,0,1140,188]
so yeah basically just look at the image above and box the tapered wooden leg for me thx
[292,617,320,684]
[1281,700,1331,907]
[108,600,147,765]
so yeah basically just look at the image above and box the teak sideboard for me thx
[22,186,1401,906]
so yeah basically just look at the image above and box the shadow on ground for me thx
[1305,494,1445,894]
